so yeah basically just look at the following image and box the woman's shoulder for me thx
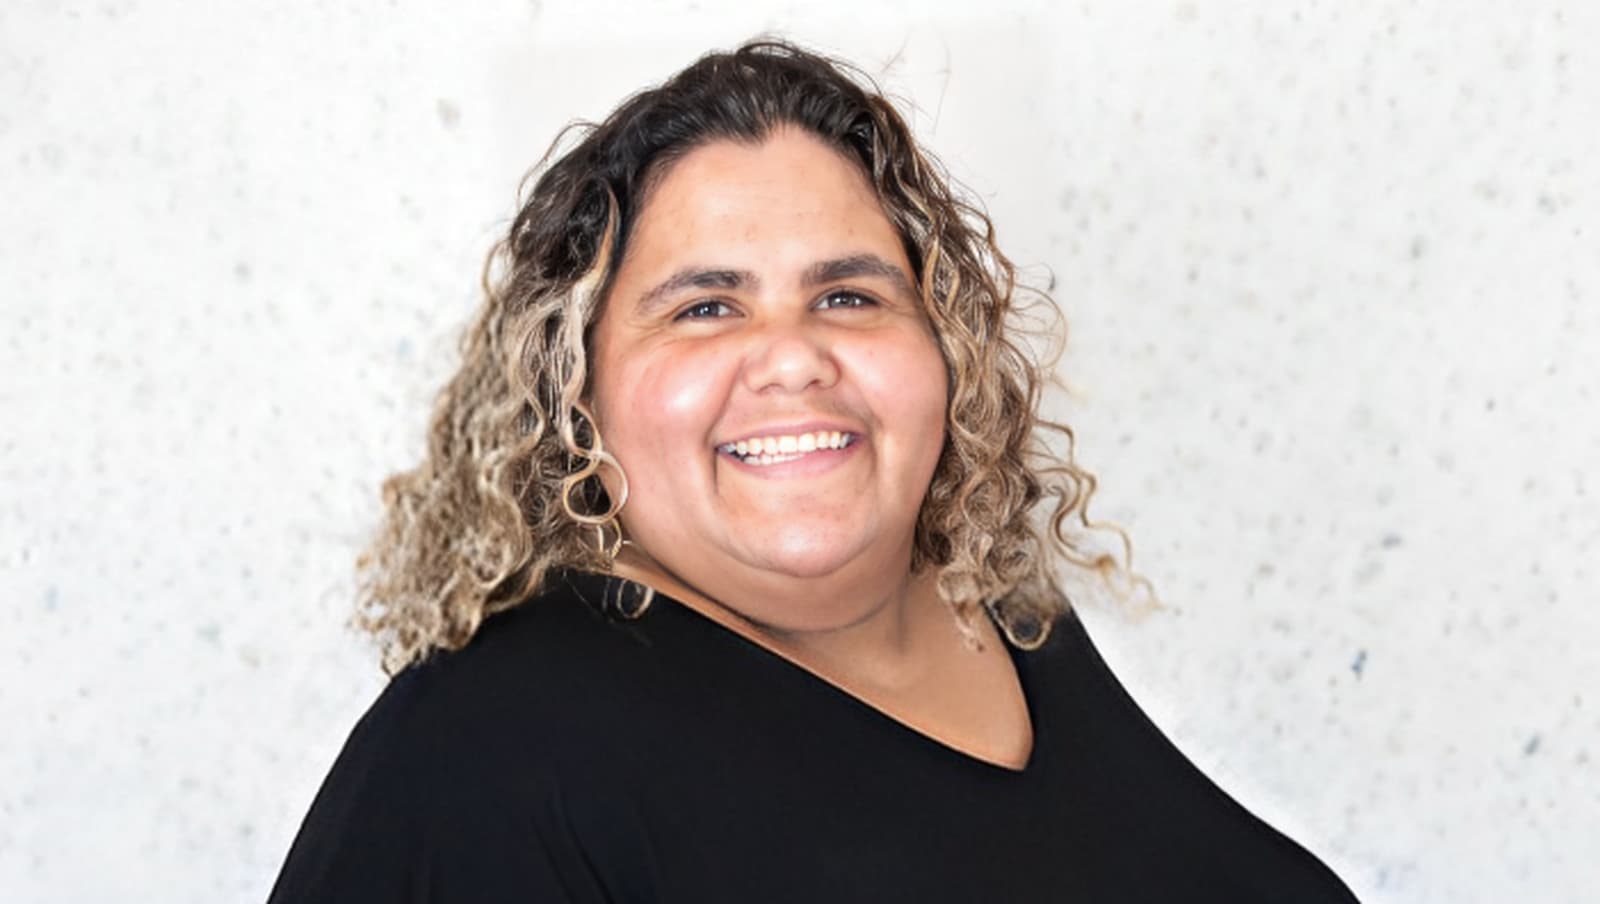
[404,570,658,680]
[1021,609,1360,902]
[268,571,658,902]
[363,570,667,753]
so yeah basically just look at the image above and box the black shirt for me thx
[268,570,1359,902]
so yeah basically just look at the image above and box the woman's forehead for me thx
[619,131,909,278]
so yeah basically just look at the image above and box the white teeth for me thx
[718,430,854,464]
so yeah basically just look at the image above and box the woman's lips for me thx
[716,429,857,464]
[715,431,862,476]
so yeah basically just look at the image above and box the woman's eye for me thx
[675,300,735,320]
[815,291,875,311]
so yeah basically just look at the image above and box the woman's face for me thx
[588,128,949,629]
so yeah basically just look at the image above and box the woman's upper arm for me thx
[266,679,616,904]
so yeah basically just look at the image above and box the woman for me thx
[269,40,1359,902]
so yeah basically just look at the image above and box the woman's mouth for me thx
[716,430,858,466]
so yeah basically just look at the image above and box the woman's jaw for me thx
[608,531,934,651]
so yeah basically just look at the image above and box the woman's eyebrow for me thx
[803,254,915,297]
[635,253,915,313]
[637,267,757,313]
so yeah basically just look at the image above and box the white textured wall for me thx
[4,1,1596,901]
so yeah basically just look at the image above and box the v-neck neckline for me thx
[573,571,1043,776]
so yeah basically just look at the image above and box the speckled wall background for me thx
[3,1,1596,901]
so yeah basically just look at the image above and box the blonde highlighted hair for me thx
[357,39,1138,673]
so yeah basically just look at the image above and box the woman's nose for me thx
[739,322,841,395]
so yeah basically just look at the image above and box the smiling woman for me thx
[267,39,1360,903]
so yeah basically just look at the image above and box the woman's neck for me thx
[608,546,947,689]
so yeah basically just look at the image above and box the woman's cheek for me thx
[654,346,731,420]
[620,345,739,463]
[858,332,949,417]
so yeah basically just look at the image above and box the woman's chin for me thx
[735,533,894,584]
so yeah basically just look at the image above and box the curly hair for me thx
[356,38,1138,673]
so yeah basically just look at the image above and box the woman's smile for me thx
[716,427,860,474]
[717,427,855,462]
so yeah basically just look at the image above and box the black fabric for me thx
[268,570,1359,903]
